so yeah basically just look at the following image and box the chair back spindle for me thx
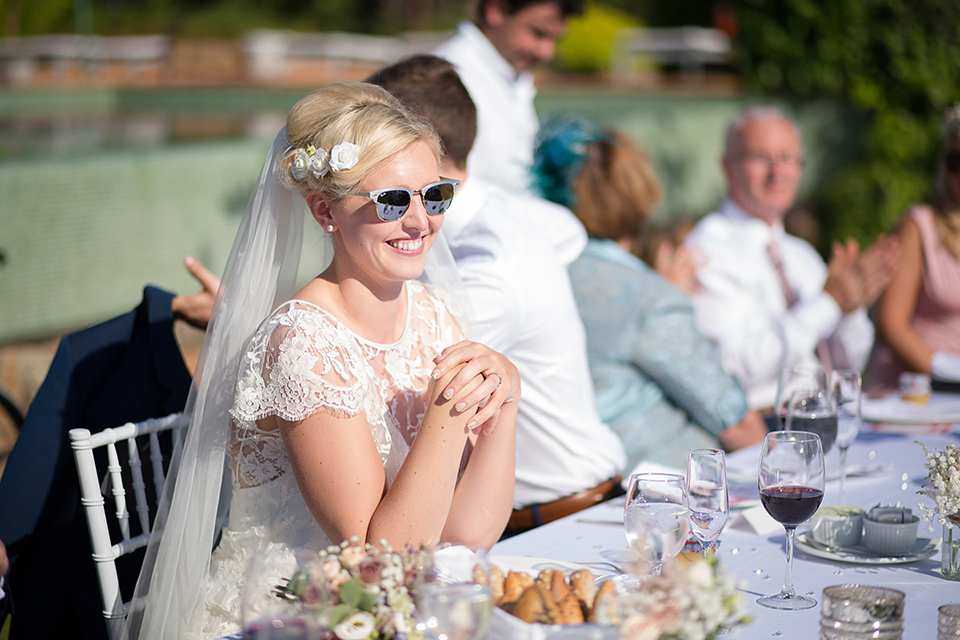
[69,412,186,639]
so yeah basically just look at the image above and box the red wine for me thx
[759,485,823,526]
[787,414,838,454]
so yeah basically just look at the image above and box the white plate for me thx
[795,532,938,565]
[861,394,960,425]
[488,555,590,576]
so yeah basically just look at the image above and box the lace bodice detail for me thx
[229,281,463,489]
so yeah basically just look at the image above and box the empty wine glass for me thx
[686,448,729,558]
[241,545,323,639]
[832,370,862,504]
[623,472,690,576]
[775,364,829,428]
[414,546,493,640]
[757,431,825,610]
[784,388,838,456]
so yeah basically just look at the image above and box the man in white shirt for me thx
[686,106,898,411]
[368,55,626,535]
[434,0,583,195]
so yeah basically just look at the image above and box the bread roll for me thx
[512,584,561,624]
[535,569,571,603]
[556,591,586,625]
[588,579,620,625]
[501,570,534,605]
[569,568,597,608]
[487,564,504,604]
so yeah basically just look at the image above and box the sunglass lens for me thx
[374,189,411,221]
[423,182,456,215]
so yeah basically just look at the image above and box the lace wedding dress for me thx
[193,281,463,638]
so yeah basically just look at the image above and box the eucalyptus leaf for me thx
[339,577,364,607]
[328,603,356,626]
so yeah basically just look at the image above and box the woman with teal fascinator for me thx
[532,116,767,471]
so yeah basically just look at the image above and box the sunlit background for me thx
[1,0,959,458]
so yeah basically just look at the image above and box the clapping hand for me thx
[823,235,899,313]
[431,341,520,435]
[654,241,702,294]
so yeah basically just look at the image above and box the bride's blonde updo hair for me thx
[279,81,442,199]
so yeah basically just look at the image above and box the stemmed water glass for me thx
[784,388,838,456]
[757,430,825,610]
[623,472,690,576]
[686,448,729,558]
[775,364,829,428]
[832,370,862,504]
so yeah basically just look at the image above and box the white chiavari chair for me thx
[69,412,185,639]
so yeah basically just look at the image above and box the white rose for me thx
[290,149,310,181]
[321,558,342,581]
[309,147,330,179]
[329,142,360,171]
[333,611,376,640]
[339,545,366,570]
[685,559,714,589]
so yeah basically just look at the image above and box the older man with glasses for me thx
[685,105,899,415]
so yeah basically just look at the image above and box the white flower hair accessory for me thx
[329,142,360,172]
[288,142,359,181]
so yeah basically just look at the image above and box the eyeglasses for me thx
[346,179,460,221]
[945,152,960,174]
[739,152,804,168]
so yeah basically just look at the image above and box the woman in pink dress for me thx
[865,105,960,396]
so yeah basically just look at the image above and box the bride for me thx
[125,82,519,640]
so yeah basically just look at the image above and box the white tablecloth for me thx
[492,422,960,638]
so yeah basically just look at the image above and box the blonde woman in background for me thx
[865,105,960,395]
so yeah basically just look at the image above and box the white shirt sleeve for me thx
[687,206,875,408]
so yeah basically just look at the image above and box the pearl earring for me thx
[326,225,335,232]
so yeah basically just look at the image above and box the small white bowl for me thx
[811,506,865,548]
[862,515,920,555]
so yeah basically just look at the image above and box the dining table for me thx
[490,392,960,639]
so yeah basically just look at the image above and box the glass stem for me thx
[838,446,848,505]
[781,526,797,598]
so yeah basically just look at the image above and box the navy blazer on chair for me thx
[0,286,193,640]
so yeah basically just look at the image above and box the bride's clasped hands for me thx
[431,340,521,436]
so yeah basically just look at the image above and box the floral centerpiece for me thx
[275,541,750,640]
[617,555,751,640]
[916,441,960,579]
[278,539,430,640]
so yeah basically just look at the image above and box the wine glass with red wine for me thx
[757,430,825,610]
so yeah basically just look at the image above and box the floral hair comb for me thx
[289,142,360,181]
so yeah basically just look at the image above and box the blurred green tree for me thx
[735,0,960,249]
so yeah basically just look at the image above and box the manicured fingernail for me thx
[455,401,466,412]
[443,388,453,399]
[432,369,440,379]
[467,420,477,430]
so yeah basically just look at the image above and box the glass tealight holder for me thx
[940,604,960,639]
[820,585,904,640]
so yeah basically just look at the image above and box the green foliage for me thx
[2,0,74,35]
[735,0,960,249]
[555,3,639,74]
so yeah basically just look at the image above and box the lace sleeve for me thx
[231,302,366,427]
